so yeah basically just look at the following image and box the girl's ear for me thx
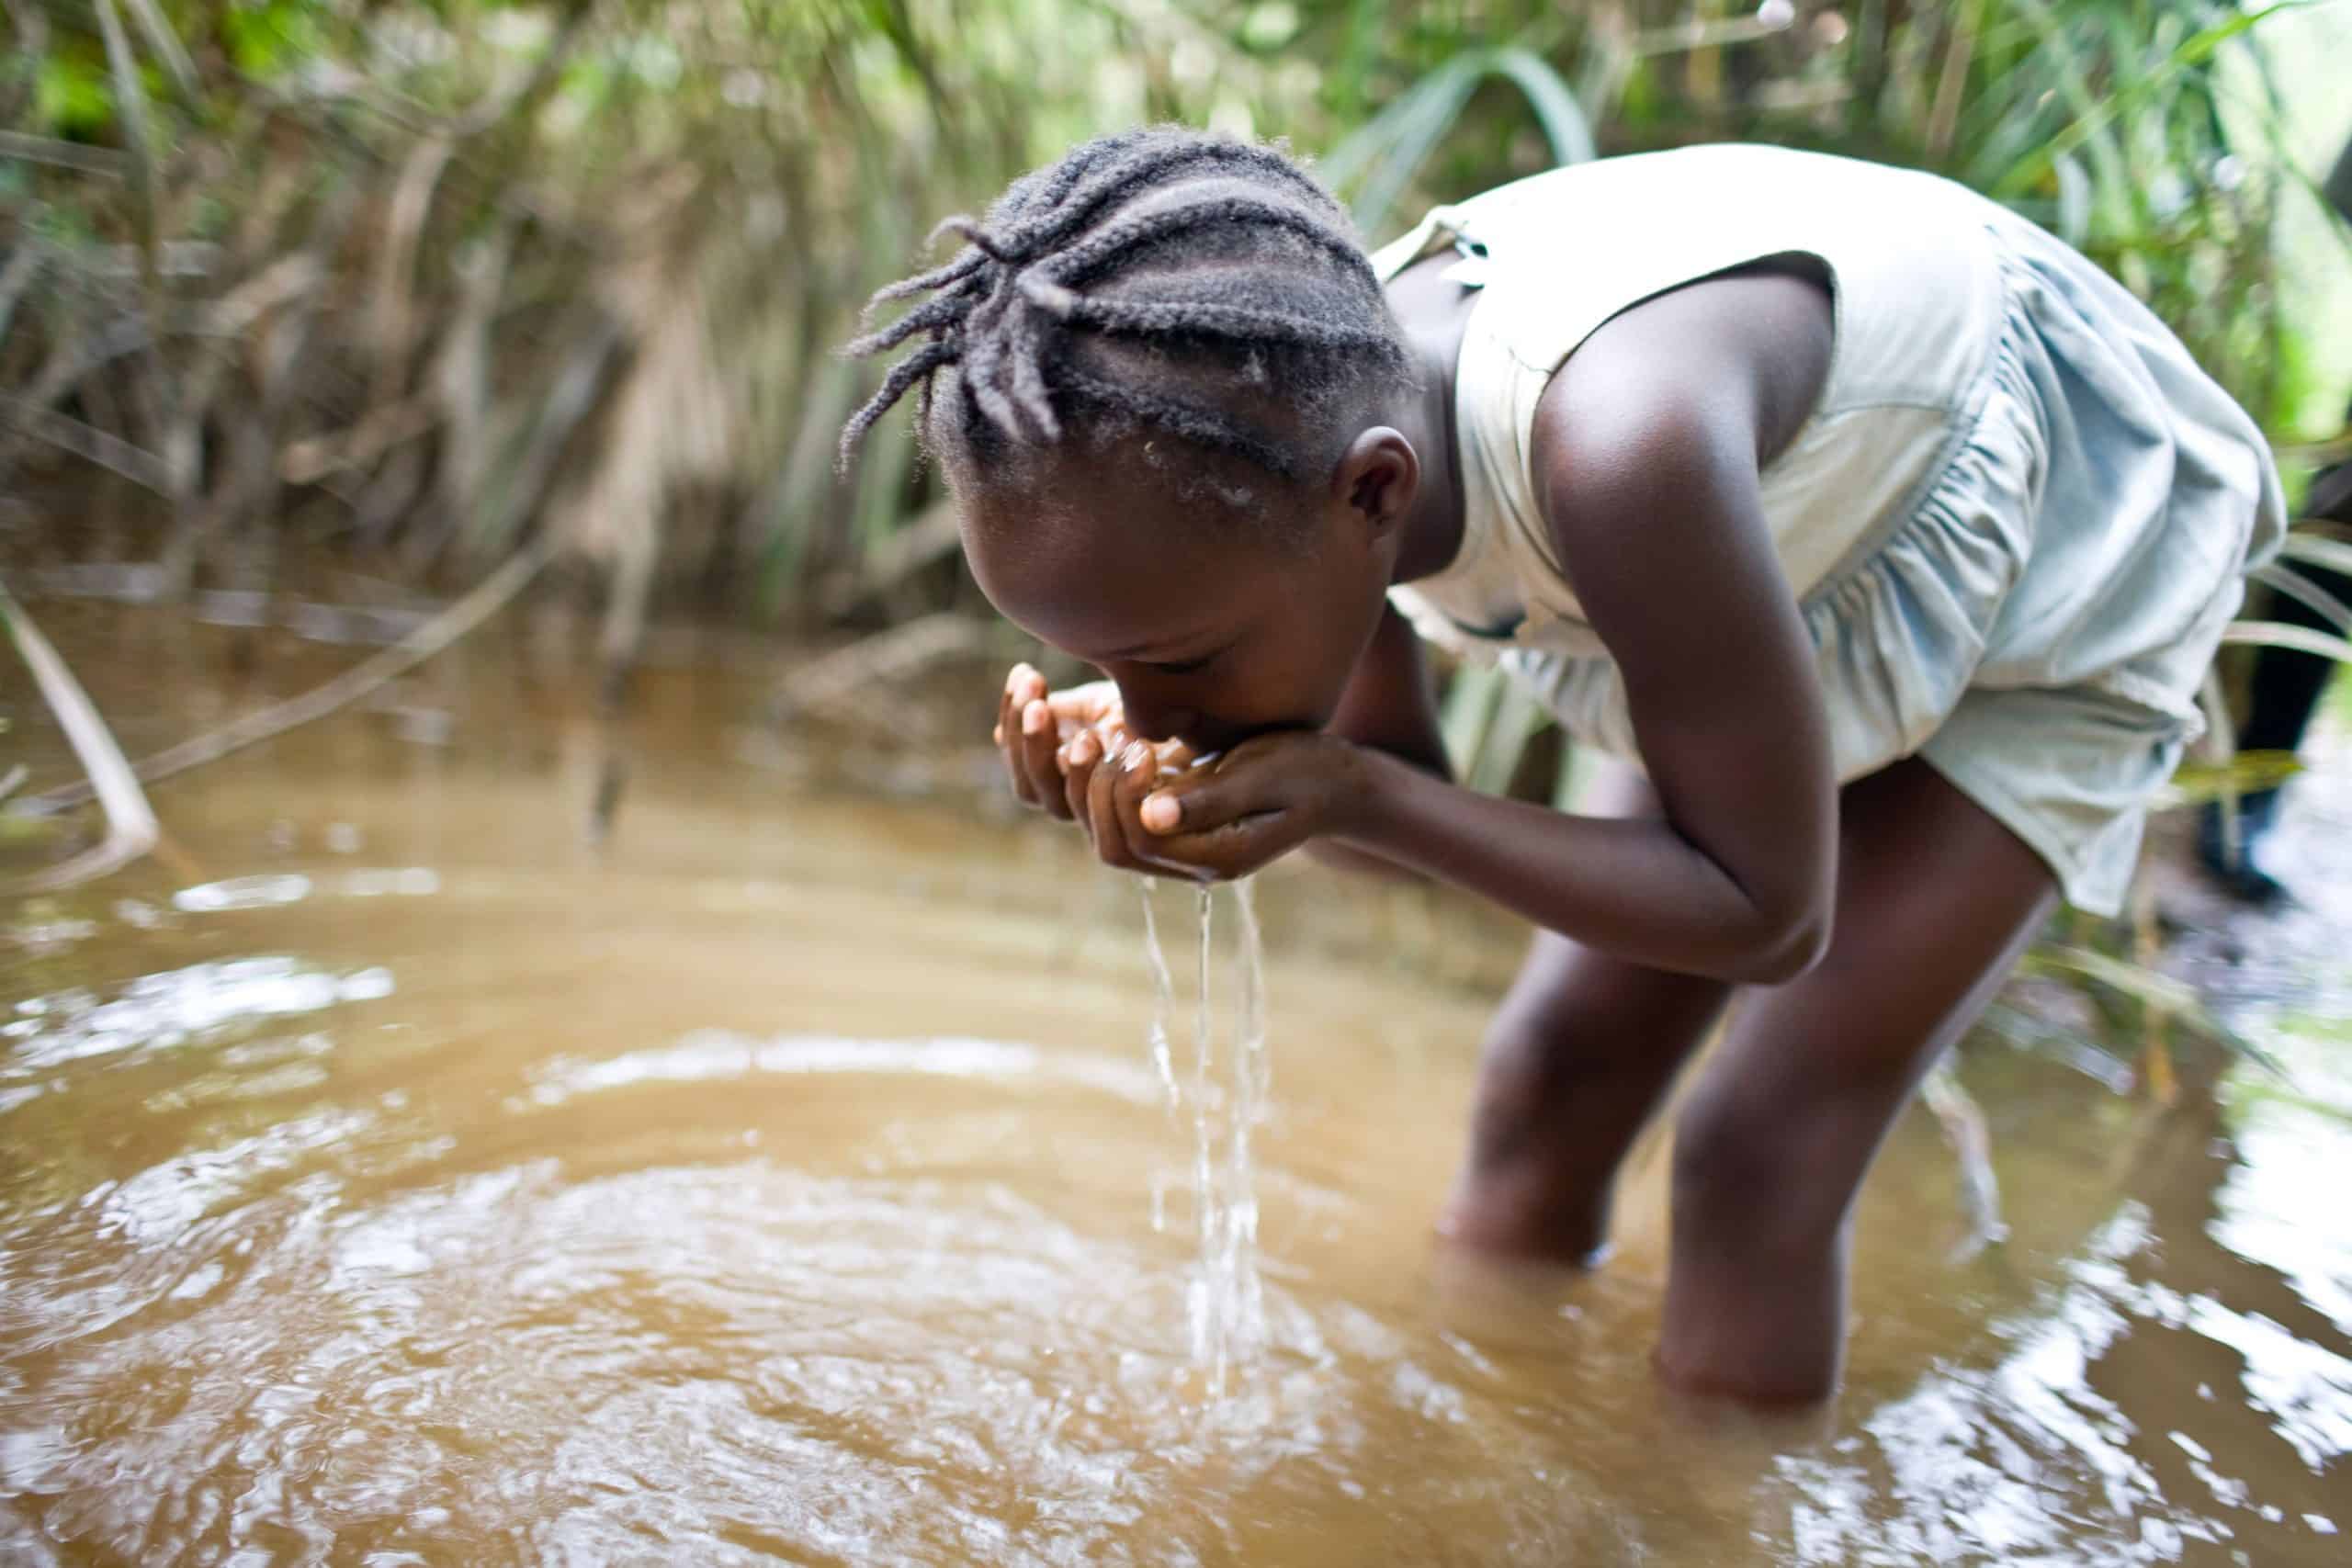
[1332,426,1419,535]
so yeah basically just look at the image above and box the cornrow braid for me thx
[853,132,1317,325]
[836,127,1409,510]
[1027,191,1381,295]
[1017,274,1403,357]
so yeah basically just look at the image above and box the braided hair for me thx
[837,128,1409,513]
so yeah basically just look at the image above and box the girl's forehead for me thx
[958,443,1199,531]
[964,525,1249,664]
[964,470,1207,578]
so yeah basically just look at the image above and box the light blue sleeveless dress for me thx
[1371,145,2286,917]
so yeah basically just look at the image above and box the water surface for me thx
[2,608,2346,1564]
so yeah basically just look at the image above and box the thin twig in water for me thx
[18,537,559,817]
[1,583,161,893]
[1921,1058,2007,1259]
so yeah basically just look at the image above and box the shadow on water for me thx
[1,603,2346,1565]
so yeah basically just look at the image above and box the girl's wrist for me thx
[1329,739,1408,848]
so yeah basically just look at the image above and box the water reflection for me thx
[4,957,392,1077]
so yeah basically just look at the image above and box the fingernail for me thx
[1142,794,1179,832]
[1071,733,1096,764]
[1123,741,1149,773]
[1023,701,1048,735]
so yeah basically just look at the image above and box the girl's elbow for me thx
[1741,903,1833,986]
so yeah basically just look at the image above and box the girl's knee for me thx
[1671,1074,1888,1240]
[1671,1085,1783,1217]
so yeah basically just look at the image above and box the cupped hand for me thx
[992,665,1124,821]
[1126,729,1370,882]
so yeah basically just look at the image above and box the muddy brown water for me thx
[1,604,2346,1564]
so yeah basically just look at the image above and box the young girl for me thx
[837,129,2285,1403]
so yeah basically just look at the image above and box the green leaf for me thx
[34,58,113,138]
[2162,749,2304,807]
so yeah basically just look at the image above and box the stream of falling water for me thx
[1140,877,1269,1396]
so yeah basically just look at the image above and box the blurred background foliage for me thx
[6,2,2346,650]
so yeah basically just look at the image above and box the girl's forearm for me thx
[1305,839,1427,881]
[1337,748,1827,983]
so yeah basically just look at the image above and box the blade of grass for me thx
[1344,55,1486,233]
[2253,561,2352,634]
[2275,531,2352,579]
[2220,620,2352,662]
[1487,48,1597,165]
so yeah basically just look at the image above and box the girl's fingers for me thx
[1086,742,1169,872]
[1020,694,1069,818]
[1046,680,1116,735]
[1139,761,1280,837]
[1105,742,1185,879]
[997,675,1039,807]
[1000,663,1065,819]
[1112,741,1188,874]
[1061,728,1102,828]
[1085,742,1128,865]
